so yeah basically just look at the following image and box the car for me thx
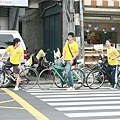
[0,30,27,63]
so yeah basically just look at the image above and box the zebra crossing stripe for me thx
[27,88,120,119]
[35,93,119,98]
[26,89,42,92]
[64,112,120,118]
[40,96,120,102]
[28,90,120,94]
[48,101,120,106]
[94,118,120,120]
[55,105,120,111]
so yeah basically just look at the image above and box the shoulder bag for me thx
[7,48,18,62]
[67,44,77,65]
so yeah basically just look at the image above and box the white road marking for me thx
[40,96,120,102]
[48,101,120,106]
[55,105,120,111]
[65,111,120,118]
[35,93,120,98]
[27,87,120,119]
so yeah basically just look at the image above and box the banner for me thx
[0,0,28,7]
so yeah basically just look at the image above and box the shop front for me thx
[83,0,120,66]
[84,22,120,45]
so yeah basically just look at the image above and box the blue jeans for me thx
[59,61,73,87]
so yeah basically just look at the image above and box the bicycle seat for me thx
[76,58,84,65]
[76,61,81,64]
[3,61,9,65]
[4,62,12,68]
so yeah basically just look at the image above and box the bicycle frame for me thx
[1,62,29,82]
[51,64,78,83]
[99,63,113,84]
[51,64,67,82]
[1,64,16,81]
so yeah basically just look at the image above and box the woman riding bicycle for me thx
[0,38,23,91]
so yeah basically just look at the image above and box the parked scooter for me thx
[26,49,49,73]
[26,48,63,73]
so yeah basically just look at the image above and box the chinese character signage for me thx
[0,0,28,7]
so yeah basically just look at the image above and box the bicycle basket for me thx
[54,58,62,66]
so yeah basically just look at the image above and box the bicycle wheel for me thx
[54,71,68,88]
[0,70,11,88]
[81,66,92,87]
[117,70,120,87]
[19,68,38,90]
[86,69,105,89]
[71,68,85,89]
[38,69,54,90]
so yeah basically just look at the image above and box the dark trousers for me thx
[107,65,117,88]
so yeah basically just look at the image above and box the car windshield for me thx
[0,34,13,49]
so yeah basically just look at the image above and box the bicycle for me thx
[71,58,92,87]
[0,61,38,90]
[86,55,118,89]
[38,62,85,90]
[116,64,120,87]
[80,66,92,86]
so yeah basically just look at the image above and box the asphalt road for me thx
[1,84,120,120]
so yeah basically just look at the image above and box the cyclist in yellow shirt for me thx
[106,39,119,90]
[0,38,23,91]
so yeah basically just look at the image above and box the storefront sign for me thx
[0,0,28,7]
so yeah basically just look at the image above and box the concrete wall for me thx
[21,9,44,53]
[21,1,62,53]
[0,17,8,30]
[62,0,74,46]
[9,8,25,30]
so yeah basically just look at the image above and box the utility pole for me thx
[74,0,81,47]
[79,0,84,64]
[74,0,84,64]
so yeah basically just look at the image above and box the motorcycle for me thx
[26,48,62,73]
[26,49,50,73]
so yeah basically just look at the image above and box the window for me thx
[0,34,13,49]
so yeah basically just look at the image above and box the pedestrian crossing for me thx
[26,86,120,120]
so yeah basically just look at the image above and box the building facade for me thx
[0,0,28,30]
[1,0,120,55]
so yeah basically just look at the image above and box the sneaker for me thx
[13,86,19,91]
[110,87,118,90]
[67,87,75,91]
[77,79,83,83]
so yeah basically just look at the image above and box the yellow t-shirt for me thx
[5,45,23,64]
[107,47,119,65]
[63,41,79,60]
